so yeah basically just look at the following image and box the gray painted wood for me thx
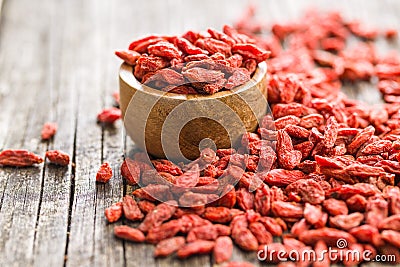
[0,0,399,266]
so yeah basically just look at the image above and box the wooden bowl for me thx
[119,62,268,161]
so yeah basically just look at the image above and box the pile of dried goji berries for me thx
[106,7,400,266]
[115,25,270,94]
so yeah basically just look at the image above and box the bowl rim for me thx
[119,61,267,100]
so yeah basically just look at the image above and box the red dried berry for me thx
[122,195,143,221]
[115,50,141,65]
[213,236,233,264]
[97,107,121,124]
[96,162,112,183]
[138,201,177,233]
[114,225,145,242]
[45,150,70,166]
[0,149,44,167]
[177,240,215,259]
[104,202,123,223]
[120,158,141,185]
[146,219,182,244]
[41,122,57,140]
[154,236,186,258]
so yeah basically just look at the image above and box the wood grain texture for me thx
[0,0,51,265]
[31,0,75,265]
[0,0,399,266]
[64,0,110,265]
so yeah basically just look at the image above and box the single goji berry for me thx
[104,202,123,223]
[114,225,145,242]
[213,236,233,264]
[122,195,143,221]
[176,240,215,259]
[0,149,44,167]
[115,50,141,65]
[138,201,177,233]
[96,162,112,183]
[45,150,70,166]
[97,107,121,124]
[41,122,57,140]
[146,219,182,244]
[154,236,186,258]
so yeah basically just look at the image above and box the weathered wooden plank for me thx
[64,0,127,265]
[0,0,53,265]
[92,0,125,265]
[30,0,75,266]
[64,0,106,265]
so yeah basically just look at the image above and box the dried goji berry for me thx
[285,179,325,205]
[0,149,44,167]
[114,225,145,242]
[96,162,112,183]
[254,185,271,216]
[249,222,273,245]
[174,37,208,55]
[224,68,251,90]
[143,68,185,87]
[349,224,383,247]
[232,227,258,251]
[213,236,233,264]
[232,43,270,62]
[299,228,356,247]
[132,184,171,201]
[381,230,400,248]
[322,198,348,216]
[195,38,232,57]
[104,202,123,223]
[303,203,327,228]
[41,122,57,140]
[175,164,199,188]
[97,107,121,124]
[236,187,254,210]
[271,201,304,220]
[187,224,218,242]
[263,169,306,186]
[276,130,302,170]
[147,41,181,59]
[45,150,70,166]
[202,207,232,223]
[138,201,177,233]
[365,196,388,227]
[121,158,140,185]
[122,195,143,221]
[146,219,182,244]
[177,240,215,259]
[137,200,155,215]
[115,50,141,65]
[151,159,183,176]
[154,236,186,258]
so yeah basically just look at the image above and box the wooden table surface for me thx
[0,0,399,266]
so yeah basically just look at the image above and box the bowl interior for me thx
[119,61,267,100]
